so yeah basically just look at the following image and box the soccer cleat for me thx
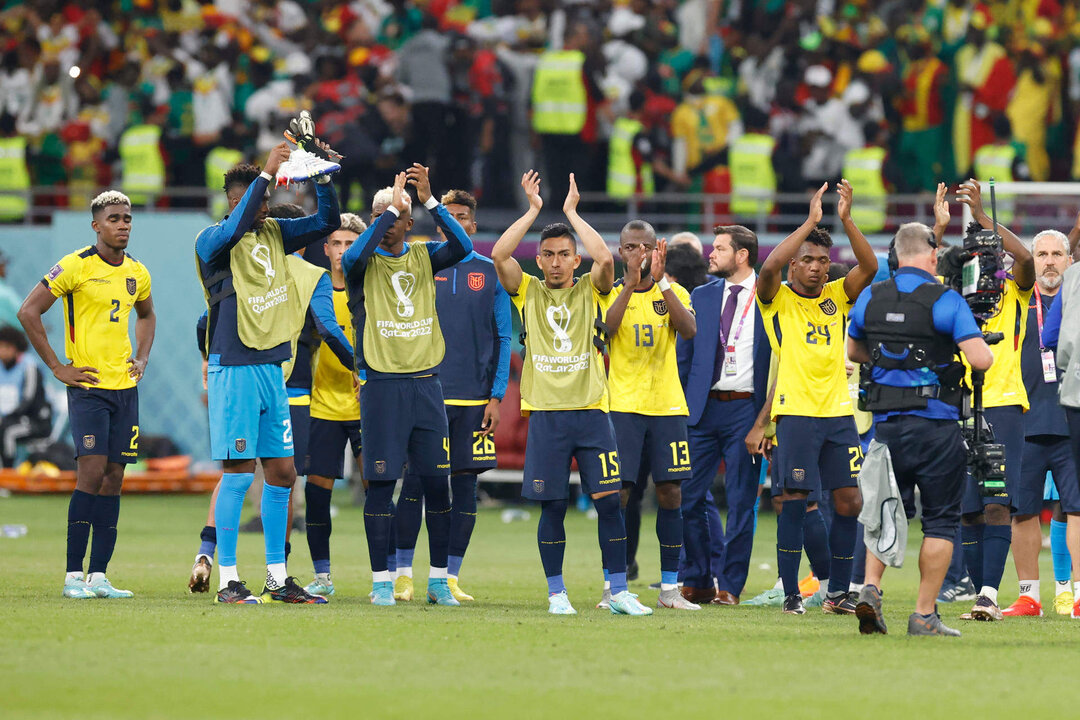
[965,595,1004,621]
[937,576,977,603]
[657,588,701,610]
[548,591,577,615]
[1001,595,1042,617]
[188,556,212,594]
[822,591,858,615]
[782,593,806,615]
[427,578,461,606]
[275,146,341,186]
[596,587,612,610]
[261,577,328,604]
[447,577,474,602]
[855,584,887,635]
[62,577,96,599]
[743,587,785,607]
[1072,598,1080,619]
[87,576,134,598]
[304,574,335,597]
[214,580,262,604]
[907,610,961,637]
[609,590,653,616]
[798,572,820,598]
[1054,591,1074,616]
[370,581,396,606]
[394,575,414,602]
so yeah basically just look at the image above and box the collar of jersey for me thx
[895,267,935,281]
[375,242,409,258]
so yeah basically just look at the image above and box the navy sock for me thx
[421,475,451,569]
[448,474,477,576]
[387,501,397,573]
[656,506,682,578]
[305,483,333,575]
[284,541,291,563]
[538,499,568,592]
[197,525,216,559]
[803,508,831,584]
[625,485,644,568]
[852,520,866,585]
[777,498,808,597]
[961,524,985,591]
[66,489,95,573]
[594,493,627,593]
[982,524,1012,592]
[87,494,120,574]
[1051,519,1071,583]
[364,481,395,573]
[395,472,423,564]
[827,513,857,594]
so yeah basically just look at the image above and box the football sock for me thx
[395,472,423,565]
[625,486,643,569]
[429,566,448,579]
[387,500,398,574]
[656,506,682,586]
[87,494,120,574]
[981,524,1012,594]
[960,524,985,591]
[803,507,831,583]
[448,473,478,576]
[593,492,628,594]
[603,568,611,590]
[1018,580,1040,603]
[364,480,395,574]
[851,520,866,585]
[219,564,239,589]
[214,472,253,571]
[1074,580,1080,597]
[1056,580,1071,597]
[421,474,451,569]
[197,525,216,560]
[66,489,94,573]
[305,483,333,575]
[777,498,808,597]
[284,541,291,563]
[538,499,568,591]
[396,550,415,577]
[1051,519,1071,584]
[827,513,857,595]
[261,483,290,570]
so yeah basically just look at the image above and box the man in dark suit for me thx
[676,225,771,604]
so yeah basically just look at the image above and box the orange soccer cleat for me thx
[1001,595,1043,617]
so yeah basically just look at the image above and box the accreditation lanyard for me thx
[1033,284,1057,383]
[721,282,756,353]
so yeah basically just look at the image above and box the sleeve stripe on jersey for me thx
[65,294,75,342]
[1013,298,1021,350]
[772,314,782,347]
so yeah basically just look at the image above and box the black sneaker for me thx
[822,590,858,615]
[782,593,806,615]
[908,608,961,637]
[855,584,887,634]
[214,580,262,604]
[627,560,639,582]
[261,576,329,604]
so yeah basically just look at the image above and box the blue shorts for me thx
[360,375,449,482]
[447,403,497,473]
[306,418,362,479]
[206,362,293,461]
[611,412,691,486]
[962,405,1023,515]
[773,415,862,494]
[522,410,620,500]
[290,403,310,475]
[1021,435,1080,514]
[68,386,139,464]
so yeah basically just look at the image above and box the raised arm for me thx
[836,179,879,300]
[127,295,156,383]
[491,171,542,295]
[17,283,98,389]
[932,182,950,247]
[562,173,614,293]
[957,178,1034,290]
[605,245,645,336]
[653,239,696,338]
[758,183,828,302]
[406,164,473,271]
[341,171,409,278]
[308,273,354,370]
[278,179,342,253]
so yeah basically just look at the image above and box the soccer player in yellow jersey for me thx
[953,179,1035,621]
[18,191,156,600]
[756,180,878,615]
[603,220,699,610]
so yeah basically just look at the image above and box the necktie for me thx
[712,284,744,386]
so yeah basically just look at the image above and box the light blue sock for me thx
[661,570,679,585]
[448,555,464,576]
[609,571,628,594]
[215,473,254,568]
[546,574,566,594]
[261,483,291,565]
[1051,519,1071,584]
[603,568,610,581]
[396,547,415,569]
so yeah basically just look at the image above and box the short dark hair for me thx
[805,226,834,249]
[539,222,577,251]
[620,219,656,243]
[269,203,305,219]
[223,163,261,193]
[713,224,759,265]
[440,189,477,214]
[0,324,27,353]
[827,262,851,280]
[665,243,709,291]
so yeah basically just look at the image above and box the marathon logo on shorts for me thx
[792,468,805,482]
[82,435,96,450]
[533,479,544,494]
[652,300,668,316]
[374,460,386,475]
[126,277,137,296]
[468,272,485,291]
[235,438,247,453]
[818,298,837,316]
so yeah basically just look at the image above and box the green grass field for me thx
[2,493,1078,718]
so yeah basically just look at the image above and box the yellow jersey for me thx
[43,245,151,390]
[310,287,360,421]
[757,279,854,419]
[605,280,692,416]
[964,279,1031,411]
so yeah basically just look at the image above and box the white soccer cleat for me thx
[275,146,340,186]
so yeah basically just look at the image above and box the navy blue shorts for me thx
[773,415,862,494]
[611,412,691,486]
[522,410,620,501]
[1020,435,1080,515]
[306,418,362,479]
[447,403,497,473]
[962,404,1023,515]
[68,386,139,464]
[290,402,310,476]
[360,376,449,482]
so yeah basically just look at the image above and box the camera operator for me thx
[848,222,993,636]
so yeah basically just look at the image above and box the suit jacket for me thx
[677,277,772,427]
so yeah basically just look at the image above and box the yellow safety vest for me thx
[607,117,654,198]
[973,144,1016,224]
[0,136,30,221]
[843,146,887,232]
[729,133,776,216]
[531,50,587,135]
[205,146,243,219]
[119,125,165,205]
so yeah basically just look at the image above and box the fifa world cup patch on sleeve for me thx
[47,264,64,281]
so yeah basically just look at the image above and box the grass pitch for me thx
[2,494,1078,719]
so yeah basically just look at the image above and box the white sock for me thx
[816,582,829,600]
[219,564,239,591]
[449,573,458,580]
[604,580,611,590]
[979,585,999,604]
[315,572,331,583]
[195,553,213,566]
[65,571,83,582]
[1074,580,1080,597]
[87,572,105,584]
[1056,580,1071,596]
[772,577,783,591]
[429,566,448,580]
[266,563,287,589]
[661,582,678,591]
[399,566,413,579]
[1018,579,1040,603]
[373,570,392,583]
[849,582,864,593]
